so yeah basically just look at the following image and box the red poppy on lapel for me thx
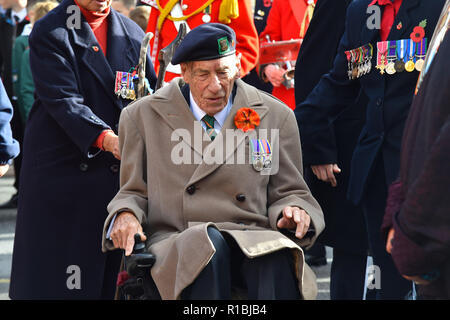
[234,108,260,132]
[410,20,427,43]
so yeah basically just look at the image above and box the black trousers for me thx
[362,159,411,300]
[181,227,301,300]
[330,248,367,300]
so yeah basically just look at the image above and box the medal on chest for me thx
[345,44,374,80]
[404,39,416,72]
[385,41,397,75]
[250,139,272,172]
[114,70,138,101]
[394,39,407,73]
[415,38,427,72]
[376,41,388,74]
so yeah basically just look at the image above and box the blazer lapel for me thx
[71,19,117,106]
[106,10,136,79]
[150,79,205,158]
[387,0,421,41]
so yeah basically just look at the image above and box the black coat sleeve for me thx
[294,1,361,166]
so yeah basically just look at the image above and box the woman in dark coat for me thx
[9,0,156,299]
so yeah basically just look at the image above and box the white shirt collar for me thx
[189,91,232,130]
[20,23,33,36]
[12,8,27,24]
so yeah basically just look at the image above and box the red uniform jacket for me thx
[260,0,316,110]
[146,0,259,82]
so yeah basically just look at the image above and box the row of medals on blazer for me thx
[346,38,427,80]
[376,38,427,75]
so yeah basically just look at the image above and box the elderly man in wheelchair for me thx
[102,23,324,300]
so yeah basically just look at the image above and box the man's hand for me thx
[264,64,285,87]
[110,212,146,256]
[277,206,311,239]
[103,131,121,160]
[0,164,9,177]
[311,164,341,187]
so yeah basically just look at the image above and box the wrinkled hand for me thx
[311,164,341,187]
[264,64,285,87]
[110,212,146,256]
[0,164,9,177]
[277,206,311,239]
[103,131,121,160]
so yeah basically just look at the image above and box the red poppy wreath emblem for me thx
[410,20,427,43]
[234,108,260,132]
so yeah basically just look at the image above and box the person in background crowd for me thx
[241,0,273,93]
[144,0,258,84]
[259,0,317,110]
[9,0,157,299]
[11,0,35,126]
[382,2,450,300]
[129,4,150,31]
[111,0,135,16]
[12,0,58,126]
[294,0,369,298]
[296,0,446,299]
[0,0,29,209]
[13,0,59,127]
[0,79,20,178]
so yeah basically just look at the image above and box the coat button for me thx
[186,185,196,195]
[79,163,88,172]
[110,164,119,173]
[376,98,383,107]
[236,194,246,202]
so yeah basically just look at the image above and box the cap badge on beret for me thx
[171,23,237,65]
[218,37,231,55]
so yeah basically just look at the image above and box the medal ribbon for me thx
[418,38,428,57]
[407,39,415,61]
[377,41,388,66]
[396,39,406,61]
[388,40,397,59]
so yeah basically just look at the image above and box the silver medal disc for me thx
[202,14,211,23]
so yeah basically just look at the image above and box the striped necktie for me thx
[202,115,217,141]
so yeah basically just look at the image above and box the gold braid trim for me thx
[300,2,315,38]
[156,0,239,30]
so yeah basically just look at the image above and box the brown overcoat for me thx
[102,78,324,300]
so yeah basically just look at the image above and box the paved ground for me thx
[0,167,332,300]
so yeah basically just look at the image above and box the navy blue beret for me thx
[171,23,236,64]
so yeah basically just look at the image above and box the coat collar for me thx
[360,0,421,44]
[387,0,421,40]
[150,78,270,184]
[70,3,136,109]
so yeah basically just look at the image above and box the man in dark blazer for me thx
[9,0,156,299]
[0,79,20,177]
[296,0,445,299]
[294,0,369,299]
[0,0,30,208]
